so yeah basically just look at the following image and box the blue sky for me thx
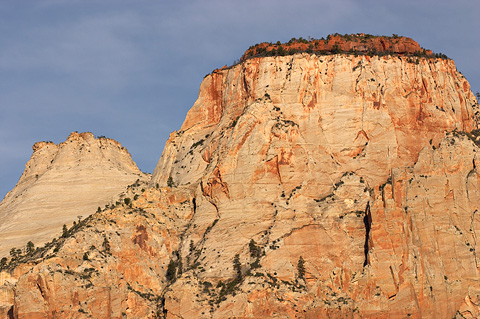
[1,0,479,199]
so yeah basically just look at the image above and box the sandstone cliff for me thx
[153,52,476,190]
[2,37,480,318]
[241,34,435,59]
[0,132,149,258]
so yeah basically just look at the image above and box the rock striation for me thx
[4,186,191,318]
[0,132,149,258]
[149,48,479,318]
[153,50,476,190]
[241,34,436,60]
[2,36,480,318]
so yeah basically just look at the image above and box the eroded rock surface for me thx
[241,34,434,59]
[3,42,480,318]
[8,187,192,318]
[0,132,149,257]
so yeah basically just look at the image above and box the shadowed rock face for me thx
[0,132,150,257]
[2,41,480,318]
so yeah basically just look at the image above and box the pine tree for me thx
[297,256,306,280]
[248,239,260,258]
[233,254,242,282]
[0,257,7,268]
[62,224,68,237]
[26,241,35,254]
[167,176,175,187]
[10,248,17,259]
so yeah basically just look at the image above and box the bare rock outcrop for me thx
[152,53,477,190]
[0,132,149,258]
[241,34,436,60]
[7,187,193,318]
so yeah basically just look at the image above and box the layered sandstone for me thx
[147,52,479,318]
[153,53,476,190]
[242,34,435,60]
[4,186,194,318]
[0,132,149,258]
[3,39,480,318]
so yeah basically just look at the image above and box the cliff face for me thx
[148,53,479,318]
[152,53,476,189]
[3,40,480,319]
[242,34,434,59]
[0,132,149,258]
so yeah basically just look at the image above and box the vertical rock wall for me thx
[5,49,480,318]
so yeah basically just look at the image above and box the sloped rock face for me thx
[0,132,149,258]
[153,53,476,190]
[150,53,478,317]
[4,46,480,318]
[9,186,194,318]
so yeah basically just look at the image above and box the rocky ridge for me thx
[241,34,440,61]
[2,37,480,318]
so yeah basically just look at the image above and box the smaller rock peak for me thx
[32,141,56,153]
[66,131,95,142]
[63,132,124,148]
[31,132,127,154]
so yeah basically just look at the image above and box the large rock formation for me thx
[0,132,149,257]
[2,35,480,318]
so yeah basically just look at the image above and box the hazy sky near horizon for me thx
[1,0,479,199]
